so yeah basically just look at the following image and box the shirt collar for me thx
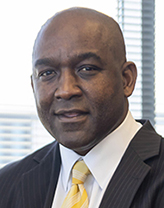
[59,145,81,191]
[59,111,142,191]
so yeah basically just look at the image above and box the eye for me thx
[78,65,100,74]
[77,65,101,78]
[39,69,57,80]
[80,67,95,72]
[41,70,55,76]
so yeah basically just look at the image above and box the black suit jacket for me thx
[0,120,164,208]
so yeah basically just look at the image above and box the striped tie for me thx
[61,160,90,208]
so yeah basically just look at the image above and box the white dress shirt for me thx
[52,111,142,208]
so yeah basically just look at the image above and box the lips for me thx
[60,112,81,118]
[54,109,89,122]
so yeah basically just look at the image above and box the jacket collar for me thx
[131,120,161,160]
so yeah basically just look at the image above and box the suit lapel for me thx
[99,121,161,208]
[43,143,61,208]
[21,142,61,208]
[99,146,151,208]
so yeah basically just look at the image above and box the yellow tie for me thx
[61,160,90,208]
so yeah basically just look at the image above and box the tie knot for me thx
[72,160,90,184]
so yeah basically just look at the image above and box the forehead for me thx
[33,10,114,65]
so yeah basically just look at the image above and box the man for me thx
[0,7,164,208]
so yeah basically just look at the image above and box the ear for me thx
[122,61,137,97]
[31,75,34,93]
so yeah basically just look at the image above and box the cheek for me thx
[88,78,124,117]
[34,83,54,110]
[91,78,116,101]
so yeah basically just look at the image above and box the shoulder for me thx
[0,141,58,182]
[0,141,60,207]
[132,136,164,206]
[129,120,164,183]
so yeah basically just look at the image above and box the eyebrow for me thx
[34,58,55,68]
[76,52,102,63]
[34,52,102,68]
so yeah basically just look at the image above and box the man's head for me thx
[31,7,137,155]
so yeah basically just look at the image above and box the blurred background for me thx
[0,0,163,167]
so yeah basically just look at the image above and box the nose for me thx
[54,70,82,100]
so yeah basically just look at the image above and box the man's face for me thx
[32,14,128,155]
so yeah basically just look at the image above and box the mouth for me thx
[54,109,89,122]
